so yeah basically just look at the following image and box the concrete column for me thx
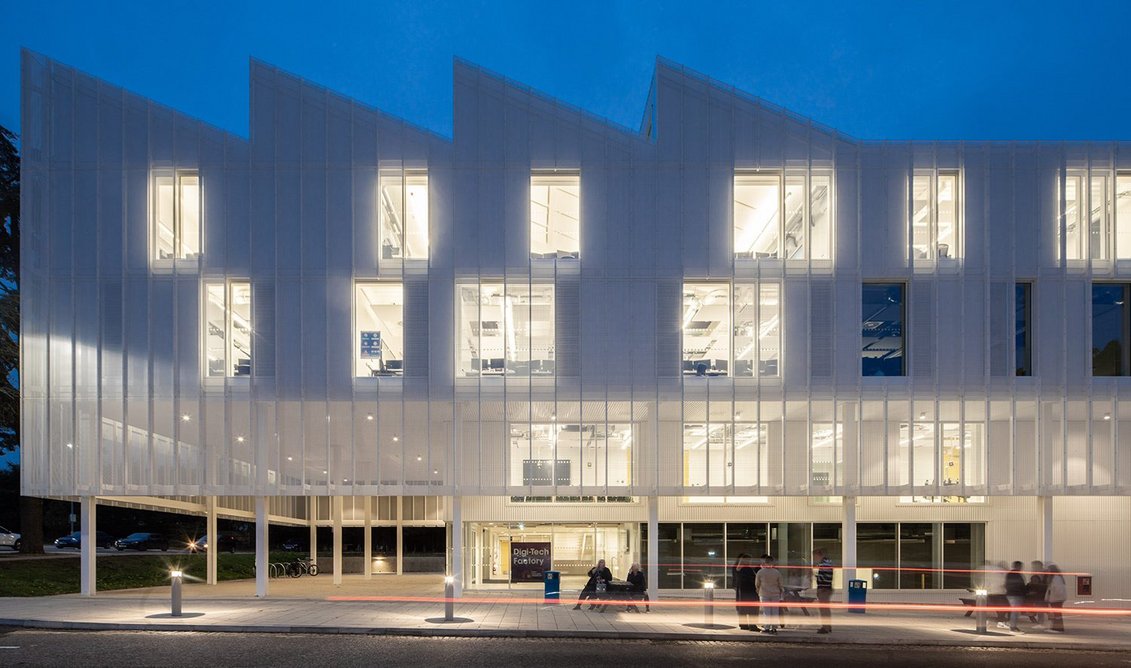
[396,496,404,575]
[647,495,659,603]
[309,497,318,565]
[80,496,97,596]
[206,496,218,585]
[363,496,373,579]
[1038,496,1053,564]
[255,496,269,598]
[451,495,463,597]
[332,495,343,586]
[842,495,857,584]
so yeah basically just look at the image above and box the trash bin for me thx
[544,570,561,604]
[847,579,867,614]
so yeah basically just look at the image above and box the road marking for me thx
[0,646,20,649]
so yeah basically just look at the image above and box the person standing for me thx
[1027,560,1048,625]
[625,562,648,612]
[1044,563,1067,632]
[732,553,759,631]
[573,558,612,611]
[755,555,784,634]
[1004,561,1027,633]
[813,548,834,634]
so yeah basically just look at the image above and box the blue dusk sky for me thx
[3,0,1131,142]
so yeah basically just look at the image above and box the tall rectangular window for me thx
[457,282,555,377]
[862,283,905,376]
[508,422,632,488]
[1117,174,1131,259]
[733,284,780,377]
[1092,283,1130,376]
[153,170,200,261]
[811,423,843,489]
[682,423,769,489]
[910,171,961,260]
[354,282,404,377]
[203,280,251,377]
[1063,171,1113,261]
[683,283,731,376]
[1015,283,1032,376]
[530,172,580,258]
[379,170,429,260]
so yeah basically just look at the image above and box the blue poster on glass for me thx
[360,331,382,359]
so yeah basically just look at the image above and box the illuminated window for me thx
[509,423,632,488]
[203,280,251,378]
[457,282,555,377]
[810,423,843,489]
[683,283,731,376]
[153,170,200,261]
[910,171,961,260]
[1063,170,1111,261]
[684,282,779,378]
[735,171,833,260]
[379,170,429,260]
[895,422,985,489]
[530,172,580,258]
[1118,174,1131,258]
[354,282,404,377]
[682,423,768,488]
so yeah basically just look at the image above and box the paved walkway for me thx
[1,575,1128,651]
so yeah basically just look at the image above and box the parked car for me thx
[186,533,245,554]
[281,538,303,552]
[113,532,170,551]
[0,525,20,551]
[54,531,116,550]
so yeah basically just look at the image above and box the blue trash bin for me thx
[544,570,561,604]
[847,579,867,614]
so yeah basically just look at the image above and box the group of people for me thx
[732,549,834,634]
[993,560,1067,633]
[572,559,650,613]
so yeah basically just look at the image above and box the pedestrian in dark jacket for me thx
[573,559,612,611]
[732,553,759,631]
[1004,561,1027,632]
[1026,560,1048,624]
[625,562,648,612]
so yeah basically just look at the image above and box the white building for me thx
[19,50,1131,598]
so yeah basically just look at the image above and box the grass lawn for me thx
[0,552,293,597]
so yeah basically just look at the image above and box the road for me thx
[0,628,1127,667]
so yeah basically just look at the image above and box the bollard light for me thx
[703,581,715,626]
[170,569,184,617]
[974,588,988,634]
[444,576,455,621]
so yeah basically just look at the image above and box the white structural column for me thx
[79,496,97,596]
[206,496,218,585]
[309,497,318,565]
[647,496,659,604]
[842,496,857,584]
[451,495,463,597]
[396,496,404,575]
[255,496,269,598]
[332,496,344,586]
[363,496,373,579]
[1038,496,1053,564]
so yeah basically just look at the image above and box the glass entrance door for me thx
[466,522,636,590]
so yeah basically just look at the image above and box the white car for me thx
[0,525,21,551]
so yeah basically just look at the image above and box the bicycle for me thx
[287,558,319,577]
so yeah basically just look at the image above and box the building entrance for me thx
[467,522,636,590]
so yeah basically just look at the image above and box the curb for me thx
[0,617,1120,652]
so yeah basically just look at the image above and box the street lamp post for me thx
[170,570,184,617]
[444,576,455,621]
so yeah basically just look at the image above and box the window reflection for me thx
[861,283,904,376]
[1092,284,1130,376]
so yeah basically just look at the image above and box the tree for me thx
[0,125,38,553]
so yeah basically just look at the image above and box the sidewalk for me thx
[1,575,1128,651]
